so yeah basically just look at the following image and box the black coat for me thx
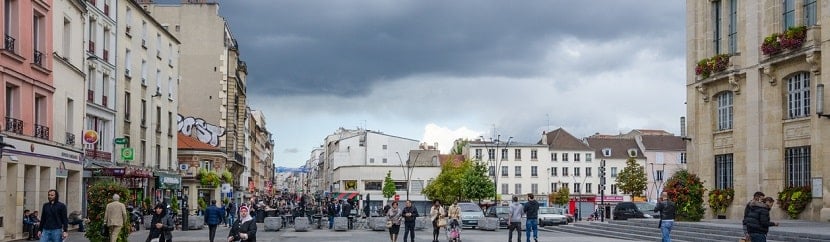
[146,213,173,242]
[743,202,774,234]
[229,218,257,242]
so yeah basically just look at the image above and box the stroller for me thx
[445,219,461,242]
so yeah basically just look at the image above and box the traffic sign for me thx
[394,194,400,201]
[121,147,134,161]
[114,137,128,145]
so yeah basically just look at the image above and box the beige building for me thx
[686,0,829,221]
[138,0,250,202]
[248,110,274,199]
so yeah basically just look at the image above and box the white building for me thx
[464,139,550,205]
[585,135,647,203]
[624,130,687,202]
[84,0,118,165]
[541,128,603,218]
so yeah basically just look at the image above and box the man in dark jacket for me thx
[523,193,540,242]
[204,200,225,242]
[341,200,353,229]
[39,190,69,242]
[743,197,778,242]
[328,199,340,229]
[743,192,765,239]
[654,192,677,242]
[401,200,419,242]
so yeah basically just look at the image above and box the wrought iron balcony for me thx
[5,117,23,134]
[65,132,76,146]
[33,50,43,66]
[88,41,95,53]
[34,124,50,140]
[85,149,111,161]
[4,35,14,52]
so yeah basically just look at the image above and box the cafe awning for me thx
[331,192,360,201]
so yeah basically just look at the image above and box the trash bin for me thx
[266,210,278,217]
[257,210,266,223]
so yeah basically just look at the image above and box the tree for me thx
[549,186,570,207]
[423,160,465,204]
[382,170,396,201]
[461,161,494,202]
[616,157,648,199]
[451,138,469,155]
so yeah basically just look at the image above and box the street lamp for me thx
[571,173,589,221]
[479,135,512,202]
[649,162,666,202]
[395,151,420,201]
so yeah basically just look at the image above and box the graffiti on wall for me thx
[177,114,226,147]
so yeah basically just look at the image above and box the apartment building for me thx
[620,129,687,202]
[248,110,274,200]
[686,0,828,221]
[465,138,550,205]
[584,135,647,203]
[540,128,599,217]
[83,0,116,166]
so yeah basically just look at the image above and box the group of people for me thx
[505,194,541,242]
[742,191,779,242]
[21,190,70,242]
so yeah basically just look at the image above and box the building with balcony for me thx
[248,110,274,200]
[83,0,117,166]
[686,0,829,221]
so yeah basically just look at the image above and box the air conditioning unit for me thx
[180,164,189,170]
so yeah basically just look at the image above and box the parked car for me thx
[613,202,646,220]
[634,202,659,219]
[538,207,568,226]
[458,202,484,229]
[484,205,510,229]
[552,207,575,223]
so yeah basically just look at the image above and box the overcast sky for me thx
[213,0,687,168]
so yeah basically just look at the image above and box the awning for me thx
[332,192,360,200]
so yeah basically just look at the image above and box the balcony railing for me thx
[87,90,94,102]
[103,49,109,61]
[102,95,108,107]
[33,50,43,66]
[4,35,15,52]
[5,117,23,134]
[34,124,50,140]
[65,132,76,145]
[88,41,95,53]
[85,149,111,161]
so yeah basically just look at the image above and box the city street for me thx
[47,224,636,242]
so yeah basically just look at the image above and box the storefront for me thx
[154,171,182,206]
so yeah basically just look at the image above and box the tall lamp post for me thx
[395,151,421,201]
[649,162,666,202]
[479,135,512,202]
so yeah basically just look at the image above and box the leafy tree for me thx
[382,170,396,201]
[461,160,495,202]
[549,186,570,207]
[423,160,465,204]
[616,157,648,198]
[171,195,180,214]
[451,138,469,155]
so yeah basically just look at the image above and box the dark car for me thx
[484,206,510,229]
[613,202,645,220]
[634,202,660,219]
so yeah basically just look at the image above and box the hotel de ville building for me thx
[686,0,829,221]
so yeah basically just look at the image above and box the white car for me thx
[537,207,568,226]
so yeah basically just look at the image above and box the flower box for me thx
[695,54,730,79]
[761,26,807,56]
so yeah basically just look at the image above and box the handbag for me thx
[386,220,393,228]
[437,218,447,227]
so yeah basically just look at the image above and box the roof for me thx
[630,129,674,136]
[539,128,592,150]
[439,154,465,167]
[177,133,221,151]
[585,137,646,160]
[640,135,686,151]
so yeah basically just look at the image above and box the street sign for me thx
[114,137,128,145]
[121,147,134,161]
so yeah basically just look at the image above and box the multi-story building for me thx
[249,110,274,200]
[306,146,324,195]
[464,138,550,205]
[83,0,116,167]
[686,0,828,221]
[117,0,181,206]
[620,129,687,202]
[540,128,598,218]
[1,0,83,239]
[585,135,647,204]
[139,0,250,203]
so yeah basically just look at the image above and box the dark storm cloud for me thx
[218,0,685,97]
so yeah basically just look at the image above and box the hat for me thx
[239,205,249,212]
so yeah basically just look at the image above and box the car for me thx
[538,207,568,226]
[484,205,510,229]
[612,202,646,220]
[458,202,484,229]
[634,202,660,219]
[552,207,575,223]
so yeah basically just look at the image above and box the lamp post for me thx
[571,173,589,221]
[479,135,512,202]
[395,151,420,201]
[649,162,666,202]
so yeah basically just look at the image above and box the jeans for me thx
[227,215,235,226]
[525,218,538,241]
[509,222,522,242]
[39,229,62,242]
[328,215,335,229]
[208,224,218,242]
[749,233,767,242]
[660,220,674,242]
[403,222,415,242]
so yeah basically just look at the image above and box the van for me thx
[612,202,645,220]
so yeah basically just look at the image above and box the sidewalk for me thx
[694,218,830,237]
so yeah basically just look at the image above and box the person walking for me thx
[429,200,446,242]
[38,190,69,242]
[205,200,225,242]
[341,200,353,229]
[401,200,419,242]
[228,205,257,242]
[743,192,765,239]
[508,196,524,242]
[104,194,127,242]
[447,202,460,224]
[327,199,340,229]
[743,197,778,242]
[226,201,236,228]
[523,193,540,242]
[146,204,174,242]
[386,201,402,242]
[654,192,677,242]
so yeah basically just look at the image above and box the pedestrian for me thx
[23,209,37,240]
[38,190,68,242]
[386,201,402,242]
[327,199,340,229]
[523,193,539,242]
[104,194,127,242]
[743,197,778,242]
[205,200,225,242]
[447,202,460,224]
[226,201,236,228]
[743,192,765,239]
[146,204,174,242]
[654,192,677,242]
[429,200,446,242]
[228,205,257,242]
[341,199,353,229]
[508,196,524,242]
[401,200,419,242]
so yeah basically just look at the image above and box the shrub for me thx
[708,188,735,216]
[662,169,706,221]
[85,179,132,242]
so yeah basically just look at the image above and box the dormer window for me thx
[628,149,638,157]
[602,148,611,157]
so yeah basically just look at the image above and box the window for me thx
[531,184,538,194]
[611,167,618,177]
[785,146,811,187]
[382,144,387,150]
[168,148,172,170]
[501,184,508,194]
[562,153,568,162]
[394,181,408,191]
[65,99,74,134]
[602,148,611,157]
[501,149,508,161]
[125,8,132,33]
[201,160,212,171]
[561,183,569,192]
[32,12,45,65]
[34,94,45,125]
[783,0,796,30]
[514,184,522,194]
[712,0,722,54]
[680,153,687,164]
[804,0,818,26]
[4,0,18,52]
[140,140,146,166]
[586,183,592,194]
[514,166,522,177]
[475,149,482,160]
[5,84,19,119]
[787,72,810,119]
[62,18,71,57]
[365,181,382,191]
[611,184,618,195]
[551,152,558,161]
[530,149,538,160]
[156,69,162,93]
[155,145,161,169]
[167,111,172,134]
[514,149,521,160]
[717,91,733,130]
[656,152,665,164]
[550,167,557,176]
[574,183,581,193]
[715,154,734,189]
[88,18,96,53]
[488,149,495,161]
[501,166,508,177]
[125,49,132,76]
[141,21,147,44]
[585,153,592,162]
[155,106,161,132]
[574,153,580,162]
[656,170,664,182]
[574,167,580,177]
[141,99,146,125]
[586,167,592,177]
[531,166,537,177]
[124,92,131,120]
[168,77,174,99]
[728,0,737,54]
[369,158,374,163]
[551,183,558,192]
[489,166,495,176]
[382,158,387,163]
[141,60,147,84]
[562,167,569,176]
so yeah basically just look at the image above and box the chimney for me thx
[541,131,548,145]
[680,116,687,137]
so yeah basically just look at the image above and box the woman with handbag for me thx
[386,201,402,242]
[146,204,174,242]
[429,200,446,242]
[227,206,257,242]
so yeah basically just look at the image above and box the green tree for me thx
[451,138,469,155]
[663,169,706,221]
[461,160,495,202]
[616,157,648,199]
[549,186,570,207]
[171,195,180,214]
[85,179,131,242]
[423,160,465,204]
[382,170,396,201]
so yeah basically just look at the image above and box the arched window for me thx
[786,72,810,119]
[716,91,733,130]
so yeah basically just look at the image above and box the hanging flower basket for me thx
[777,186,811,219]
[761,26,807,56]
[708,188,735,217]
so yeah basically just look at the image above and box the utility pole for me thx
[599,159,606,222]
